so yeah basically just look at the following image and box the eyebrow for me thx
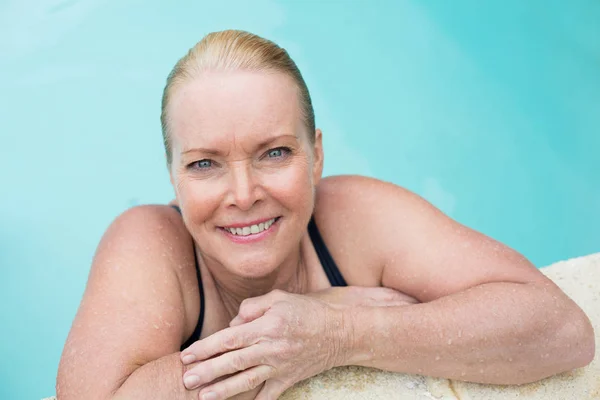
[181,134,299,156]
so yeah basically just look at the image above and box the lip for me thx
[220,216,279,229]
[219,217,281,244]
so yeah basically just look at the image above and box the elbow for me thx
[513,306,595,386]
[56,376,113,400]
[572,311,595,368]
[556,304,596,371]
[56,359,126,400]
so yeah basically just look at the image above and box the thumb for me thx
[230,289,288,327]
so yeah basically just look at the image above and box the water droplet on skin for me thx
[479,369,484,374]
[458,330,462,338]
[447,339,453,345]
[461,371,466,377]
[435,355,441,361]
[508,358,513,362]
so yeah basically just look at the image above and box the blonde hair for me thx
[160,30,316,166]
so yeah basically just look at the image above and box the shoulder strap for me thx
[307,215,347,287]
[171,205,205,349]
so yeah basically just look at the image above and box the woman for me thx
[57,30,594,400]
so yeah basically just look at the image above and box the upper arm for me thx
[316,175,549,302]
[57,205,198,399]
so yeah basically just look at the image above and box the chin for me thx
[229,257,280,279]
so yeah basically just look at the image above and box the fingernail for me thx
[183,374,200,389]
[182,354,196,364]
[202,392,217,400]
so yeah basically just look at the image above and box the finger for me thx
[183,345,261,389]
[198,364,274,400]
[255,379,288,400]
[181,322,260,364]
[376,288,420,305]
[357,286,420,305]
[228,315,245,327]
[231,289,289,326]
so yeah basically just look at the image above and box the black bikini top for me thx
[170,205,347,350]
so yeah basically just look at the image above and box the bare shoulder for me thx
[313,175,548,301]
[314,174,412,210]
[314,174,449,235]
[312,175,407,286]
[57,205,199,399]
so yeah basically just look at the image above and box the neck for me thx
[199,245,310,320]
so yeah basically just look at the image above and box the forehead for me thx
[167,70,303,149]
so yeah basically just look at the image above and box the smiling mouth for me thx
[220,217,281,236]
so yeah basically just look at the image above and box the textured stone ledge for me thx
[44,253,600,400]
[279,253,600,400]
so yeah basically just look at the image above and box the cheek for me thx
[267,159,315,212]
[175,156,315,223]
[177,179,223,226]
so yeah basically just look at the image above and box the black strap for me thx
[172,206,345,349]
[308,215,347,287]
[171,205,205,349]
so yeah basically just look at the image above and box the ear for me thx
[167,156,175,187]
[167,169,181,208]
[312,128,324,185]
[168,158,180,201]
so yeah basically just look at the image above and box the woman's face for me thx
[167,70,323,278]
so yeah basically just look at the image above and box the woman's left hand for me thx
[180,289,349,400]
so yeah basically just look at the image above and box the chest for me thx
[197,235,335,339]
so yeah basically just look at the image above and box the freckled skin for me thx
[167,71,321,300]
[57,69,595,400]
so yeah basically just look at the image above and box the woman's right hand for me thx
[305,286,420,309]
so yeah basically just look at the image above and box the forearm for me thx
[113,352,260,400]
[112,352,199,400]
[341,282,594,384]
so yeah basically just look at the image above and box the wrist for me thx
[322,305,348,369]
[331,306,368,368]
[339,306,379,367]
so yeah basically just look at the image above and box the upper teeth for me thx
[225,218,276,236]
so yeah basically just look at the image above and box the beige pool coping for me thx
[44,252,599,400]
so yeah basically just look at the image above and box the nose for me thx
[226,163,263,211]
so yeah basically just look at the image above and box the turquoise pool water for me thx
[1,1,598,398]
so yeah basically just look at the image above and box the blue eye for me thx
[266,147,291,159]
[268,148,283,158]
[193,159,212,169]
